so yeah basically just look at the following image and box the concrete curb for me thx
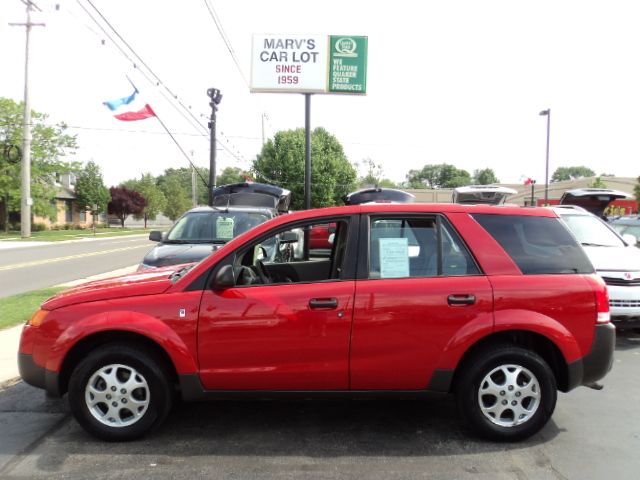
[0,265,138,384]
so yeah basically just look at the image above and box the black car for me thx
[139,182,290,270]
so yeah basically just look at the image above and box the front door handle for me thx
[309,298,338,309]
[447,294,476,306]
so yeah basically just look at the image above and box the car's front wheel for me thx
[456,345,557,441]
[68,344,172,441]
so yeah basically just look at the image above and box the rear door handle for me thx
[447,294,476,306]
[309,298,338,309]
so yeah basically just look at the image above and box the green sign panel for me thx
[328,36,368,94]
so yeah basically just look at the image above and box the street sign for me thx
[250,34,367,95]
[328,36,367,94]
[251,34,328,93]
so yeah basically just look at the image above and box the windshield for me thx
[560,214,625,247]
[166,211,270,243]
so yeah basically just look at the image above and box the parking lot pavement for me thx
[1,330,639,479]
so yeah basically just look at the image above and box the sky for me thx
[1,0,640,189]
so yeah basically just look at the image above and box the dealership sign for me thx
[251,34,367,94]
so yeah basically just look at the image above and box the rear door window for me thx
[367,216,480,278]
[472,214,594,274]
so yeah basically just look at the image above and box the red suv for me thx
[18,204,615,441]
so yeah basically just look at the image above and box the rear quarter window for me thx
[472,214,594,274]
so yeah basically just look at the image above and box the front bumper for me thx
[567,323,616,390]
[18,353,61,397]
[605,282,640,318]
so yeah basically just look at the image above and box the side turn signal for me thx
[28,309,49,327]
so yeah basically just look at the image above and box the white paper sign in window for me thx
[216,217,235,240]
[379,237,410,278]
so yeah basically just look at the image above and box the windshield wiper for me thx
[169,265,195,282]
[163,239,192,244]
[187,239,228,244]
[581,242,611,247]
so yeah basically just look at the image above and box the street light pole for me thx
[207,88,222,206]
[539,108,551,206]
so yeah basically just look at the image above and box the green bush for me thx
[32,222,47,232]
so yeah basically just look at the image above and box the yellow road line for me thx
[0,245,149,272]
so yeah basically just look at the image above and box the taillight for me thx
[587,275,610,324]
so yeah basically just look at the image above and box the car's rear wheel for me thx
[68,344,172,441]
[456,345,557,441]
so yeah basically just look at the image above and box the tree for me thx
[0,97,78,231]
[161,175,192,221]
[357,158,396,188]
[74,161,111,227]
[472,168,499,185]
[551,166,596,182]
[589,177,608,188]
[123,173,167,229]
[157,167,209,208]
[217,166,249,185]
[406,163,471,189]
[634,176,640,205]
[107,186,146,228]
[252,127,357,210]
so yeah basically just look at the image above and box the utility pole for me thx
[10,1,44,238]
[207,88,222,206]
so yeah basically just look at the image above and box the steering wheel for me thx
[254,260,271,284]
[238,266,258,285]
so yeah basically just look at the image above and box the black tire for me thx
[456,345,557,441]
[68,344,173,441]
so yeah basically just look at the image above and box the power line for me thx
[202,0,249,89]
[201,0,275,136]
[75,0,209,136]
[73,0,249,164]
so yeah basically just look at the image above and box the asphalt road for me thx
[0,235,154,298]
[1,329,639,479]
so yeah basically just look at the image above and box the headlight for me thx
[28,309,49,327]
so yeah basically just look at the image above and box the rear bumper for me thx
[18,353,61,397]
[567,323,616,390]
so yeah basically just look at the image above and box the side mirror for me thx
[212,264,235,290]
[280,231,299,244]
[149,231,165,242]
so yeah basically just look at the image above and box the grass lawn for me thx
[0,287,66,330]
[0,227,151,242]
